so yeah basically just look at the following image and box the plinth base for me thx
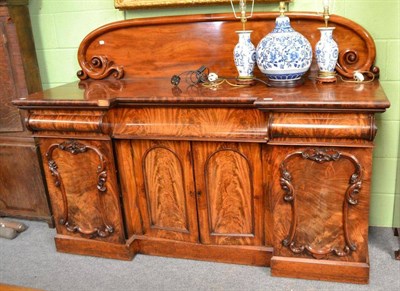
[271,256,369,284]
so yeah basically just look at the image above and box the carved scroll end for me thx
[280,169,294,202]
[371,65,380,77]
[47,159,61,187]
[289,242,305,254]
[62,220,114,239]
[97,225,114,238]
[282,237,291,247]
[337,49,379,79]
[77,56,124,80]
[97,170,107,192]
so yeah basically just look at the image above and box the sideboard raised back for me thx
[77,12,378,81]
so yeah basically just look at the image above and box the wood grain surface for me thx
[27,111,105,133]
[268,146,372,263]
[0,141,50,221]
[40,138,125,244]
[269,113,376,141]
[112,107,268,142]
[130,140,199,243]
[76,13,377,80]
[194,142,264,246]
[13,79,390,113]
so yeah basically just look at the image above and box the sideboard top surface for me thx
[14,78,389,112]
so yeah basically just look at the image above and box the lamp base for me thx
[316,71,337,83]
[267,78,304,88]
[236,77,256,86]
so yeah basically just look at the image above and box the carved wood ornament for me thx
[280,148,362,259]
[46,140,114,238]
[77,55,124,81]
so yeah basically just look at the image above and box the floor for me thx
[0,220,399,291]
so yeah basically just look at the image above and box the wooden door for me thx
[0,140,51,222]
[40,138,125,243]
[131,140,199,243]
[193,142,264,246]
[268,146,372,262]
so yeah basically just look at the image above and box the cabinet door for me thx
[132,140,199,243]
[40,138,125,244]
[269,146,371,262]
[0,140,50,222]
[193,142,264,245]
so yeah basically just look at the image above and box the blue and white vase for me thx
[233,30,256,79]
[256,15,312,85]
[315,27,338,81]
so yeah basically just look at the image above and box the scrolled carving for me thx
[64,221,114,238]
[58,140,87,154]
[46,139,114,239]
[286,242,351,259]
[77,55,124,80]
[342,50,359,64]
[97,170,107,192]
[280,148,363,259]
[301,148,340,163]
[280,169,294,202]
[336,48,378,79]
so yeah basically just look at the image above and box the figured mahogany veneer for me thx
[13,13,390,284]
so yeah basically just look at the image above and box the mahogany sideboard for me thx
[0,0,52,225]
[13,13,390,284]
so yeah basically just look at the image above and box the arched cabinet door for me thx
[41,138,125,244]
[193,142,264,246]
[131,140,199,243]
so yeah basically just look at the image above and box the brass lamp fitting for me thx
[239,0,247,30]
[230,0,255,31]
[279,1,286,17]
[323,5,330,27]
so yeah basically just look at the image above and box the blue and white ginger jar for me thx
[256,16,312,82]
[315,27,338,74]
[234,30,256,78]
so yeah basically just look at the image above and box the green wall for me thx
[28,0,400,227]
